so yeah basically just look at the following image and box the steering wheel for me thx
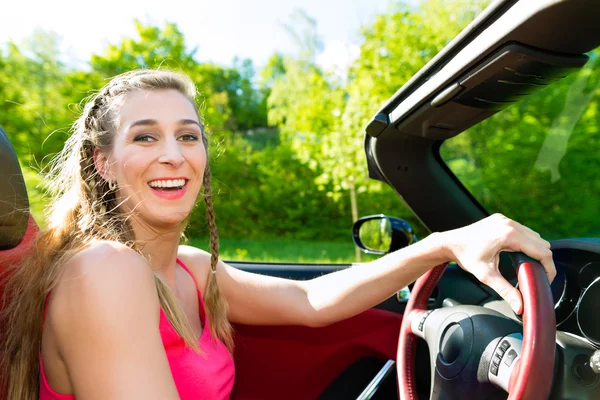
[397,254,556,399]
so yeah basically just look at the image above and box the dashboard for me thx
[549,239,600,346]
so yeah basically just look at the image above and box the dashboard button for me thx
[418,310,434,331]
[504,349,518,367]
[492,354,501,367]
[491,364,499,376]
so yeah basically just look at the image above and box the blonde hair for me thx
[0,69,233,400]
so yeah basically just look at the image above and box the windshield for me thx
[441,47,600,240]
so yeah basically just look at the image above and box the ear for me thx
[93,148,112,182]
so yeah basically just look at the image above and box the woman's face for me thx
[100,88,206,230]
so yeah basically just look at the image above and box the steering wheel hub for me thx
[440,323,463,363]
[436,313,474,379]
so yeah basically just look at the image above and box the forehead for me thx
[117,89,199,127]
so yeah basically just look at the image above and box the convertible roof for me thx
[364,0,600,233]
[366,0,600,141]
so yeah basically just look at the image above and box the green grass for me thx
[187,237,381,263]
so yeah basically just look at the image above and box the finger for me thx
[509,220,550,249]
[541,254,557,284]
[514,238,556,284]
[476,267,523,314]
[513,220,541,238]
[500,222,555,282]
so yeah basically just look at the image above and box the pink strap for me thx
[176,257,198,286]
[176,258,207,322]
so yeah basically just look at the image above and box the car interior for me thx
[1,0,600,399]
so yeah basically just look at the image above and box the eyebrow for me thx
[126,119,202,130]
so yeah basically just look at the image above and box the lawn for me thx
[186,237,381,264]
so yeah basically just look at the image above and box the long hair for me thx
[0,69,233,400]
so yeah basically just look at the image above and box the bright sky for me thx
[0,0,409,72]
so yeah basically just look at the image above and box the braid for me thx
[202,133,219,271]
[78,92,115,228]
[204,173,219,271]
[200,131,234,351]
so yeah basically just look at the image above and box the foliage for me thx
[1,0,598,262]
[0,30,74,166]
[188,133,351,241]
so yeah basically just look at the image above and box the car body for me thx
[1,0,600,399]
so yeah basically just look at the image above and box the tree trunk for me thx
[349,182,361,262]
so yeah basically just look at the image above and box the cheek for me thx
[187,149,207,177]
[114,151,152,182]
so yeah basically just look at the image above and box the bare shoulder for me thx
[177,245,212,293]
[48,240,160,343]
[55,240,156,294]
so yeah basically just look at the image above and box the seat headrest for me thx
[0,126,30,250]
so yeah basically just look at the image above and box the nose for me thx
[158,138,185,168]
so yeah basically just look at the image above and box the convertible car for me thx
[1,0,599,399]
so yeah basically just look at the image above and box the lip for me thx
[147,177,189,200]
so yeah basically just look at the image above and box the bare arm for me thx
[178,235,442,328]
[300,233,448,326]
[48,242,180,400]
[183,214,556,328]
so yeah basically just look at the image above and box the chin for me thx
[131,206,192,231]
[119,193,195,231]
[153,211,191,226]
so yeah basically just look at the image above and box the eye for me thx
[179,133,200,142]
[133,134,156,143]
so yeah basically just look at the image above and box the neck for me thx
[130,219,182,287]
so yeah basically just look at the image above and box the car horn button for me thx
[440,323,464,364]
[436,313,474,379]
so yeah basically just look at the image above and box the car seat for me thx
[0,125,39,295]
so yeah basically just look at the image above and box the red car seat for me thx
[0,126,40,301]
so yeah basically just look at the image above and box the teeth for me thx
[148,179,186,188]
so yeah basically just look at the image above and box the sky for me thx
[0,0,409,72]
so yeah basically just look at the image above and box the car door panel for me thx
[231,307,401,400]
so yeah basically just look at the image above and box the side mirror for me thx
[352,215,417,255]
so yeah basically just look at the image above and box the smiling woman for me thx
[0,69,234,399]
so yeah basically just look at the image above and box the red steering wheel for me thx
[397,256,556,399]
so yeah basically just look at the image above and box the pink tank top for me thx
[39,258,235,399]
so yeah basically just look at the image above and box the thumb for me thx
[477,269,523,314]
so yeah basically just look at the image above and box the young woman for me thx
[0,69,555,399]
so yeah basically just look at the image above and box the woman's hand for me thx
[440,213,556,315]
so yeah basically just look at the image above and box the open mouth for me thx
[147,178,188,192]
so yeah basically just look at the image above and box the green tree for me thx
[0,30,72,165]
[231,57,269,131]
[260,52,287,88]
